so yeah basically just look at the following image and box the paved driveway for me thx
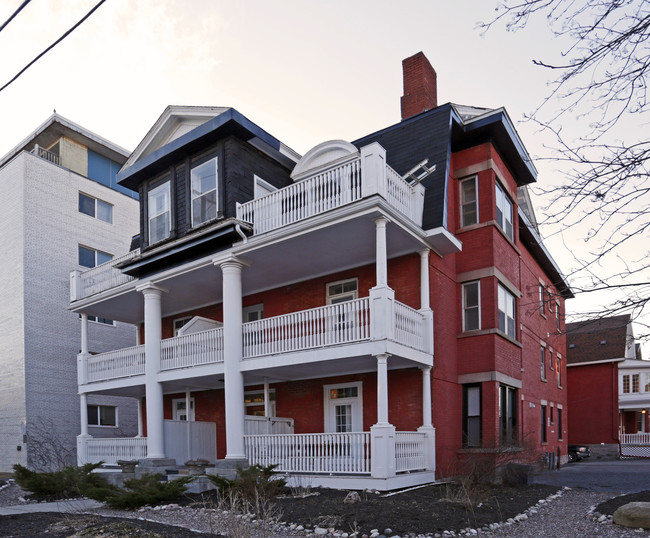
[531,459,650,493]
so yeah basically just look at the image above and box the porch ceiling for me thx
[77,206,428,324]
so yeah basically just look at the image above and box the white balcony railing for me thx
[82,437,147,465]
[32,144,60,165]
[237,158,362,234]
[86,344,145,382]
[621,432,650,445]
[237,152,423,235]
[161,327,224,370]
[71,249,140,301]
[245,432,371,474]
[395,432,427,472]
[394,302,425,350]
[242,298,370,358]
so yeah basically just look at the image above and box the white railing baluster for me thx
[76,249,140,300]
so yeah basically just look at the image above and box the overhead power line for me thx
[0,0,32,34]
[0,0,108,94]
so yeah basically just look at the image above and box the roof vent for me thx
[600,340,607,345]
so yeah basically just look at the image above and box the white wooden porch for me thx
[620,432,650,458]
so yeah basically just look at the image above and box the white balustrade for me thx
[86,345,145,382]
[32,144,60,165]
[245,432,371,474]
[394,302,425,350]
[385,165,419,222]
[74,249,140,300]
[395,432,427,472]
[83,437,148,465]
[161,327,224,370]
[243,298,370,358]
[238,158,362,233]
[621,432,650,445]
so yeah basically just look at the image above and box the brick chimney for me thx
[400,52,437,120]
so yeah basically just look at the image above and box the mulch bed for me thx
[596,490,650,516]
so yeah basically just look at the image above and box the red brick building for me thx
[71,52,572,488]
[567,315,650,458]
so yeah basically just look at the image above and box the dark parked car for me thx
[568,444,591,462]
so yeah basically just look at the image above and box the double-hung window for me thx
[499,385,517,445]
[148,182,171,244]
[327,279,358,304]
[623,375,631,393]
[79,193,113,223]
[87,405,117,427]
[539,283,546,316]
[463,385,482,447]
[495,183,513,240]
[462,281,480,331]
[460,176,478,227]
[556,354,562,387]
[540,346,547,380]
[79,245,112,268]
[555,302,560,330]
[558,408,563,440]
[632,374,640,393]
[191,158,218,227]
[541,404,547,443]
[498,284,516,338]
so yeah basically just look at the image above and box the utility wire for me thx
[0,0,32,34]
[0,0,107,94]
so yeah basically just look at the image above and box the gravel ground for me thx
[1,478,649,537]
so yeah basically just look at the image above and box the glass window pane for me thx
[467,386,481,416]
[79,193,95,217]
[467,417,481,446]
[465,283,478,307]
[87,405,98,425]
[150,212,170,243]
[97,200,113,223]
[79,245,95,268]
[465,308,479,331]
[100,406,116,426]
[96,251,113,265]
[192,190,217,226]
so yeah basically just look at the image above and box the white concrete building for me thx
[0,114,140,471]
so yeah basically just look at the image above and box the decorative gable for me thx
[123,106,229,169]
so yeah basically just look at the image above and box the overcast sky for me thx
[0,0,641,334]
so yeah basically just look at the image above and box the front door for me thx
[324,382,362,433]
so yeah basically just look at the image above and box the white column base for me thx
[370,423,396,479]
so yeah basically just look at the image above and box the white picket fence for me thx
[245,432,371,474]
[242,298,371,358]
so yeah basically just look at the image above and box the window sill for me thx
[541,378,548,383]
[458,328,523,348]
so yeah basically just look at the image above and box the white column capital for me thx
[215,255,249,271]
[136,282,167,296]
[374,216,390,228]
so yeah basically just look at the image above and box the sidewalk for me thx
[0,498,103,515]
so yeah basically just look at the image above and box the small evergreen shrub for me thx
[104,473,194,510]
[207,464,286,502]
[12,463,115,499]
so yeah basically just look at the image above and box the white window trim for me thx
[462,280,481,332]
[326,278,358,305]
[498,283,516,339]
[459,175,478,228]
[243,303,264,322]
[191,157,218,227]
[172,397,195,421]
[173,316,192,336]
[495,182,514,240]
[254,175,277,199]
[148,181,172,244]
[244,388,276,416]
[79,192,113,224]
[323,381,363,433]
[87,404,118,428]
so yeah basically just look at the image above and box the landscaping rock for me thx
[613,502,650,529]
[344,491,361,503]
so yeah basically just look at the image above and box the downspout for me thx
[235,223,248,244]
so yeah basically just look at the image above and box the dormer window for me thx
[148,181,171,244]
[191,157,218,227]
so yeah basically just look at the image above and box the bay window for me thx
[495,183,513,240]
[460,176,478,227]
[498,284,516,338]
[462,281,480,331]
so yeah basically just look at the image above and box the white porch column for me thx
[77,392,90,465]
[417,366,436,472]
[137,398,144,437]
[79,393,89,437]
[419,249,435,355]
[220,259,246,460]
[263,380,271,418]
[370,217,395,341]
[138,283,166,459]
[376,353,390,426]
[77,314,89,386]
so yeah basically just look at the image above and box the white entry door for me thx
[324,382,362,433]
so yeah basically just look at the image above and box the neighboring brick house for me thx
[0,114,140,471]
[70,52,571,489]
[567,315,650,458]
